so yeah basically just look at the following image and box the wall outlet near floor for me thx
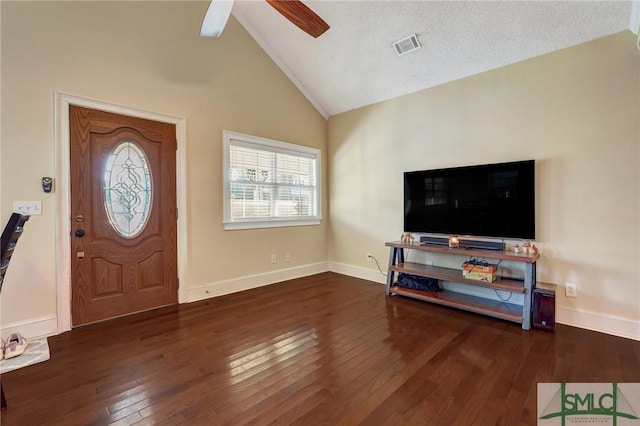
[285,253,291,262]
[271,254,277,264]
[565,282,577,298]
[367,253,373,262]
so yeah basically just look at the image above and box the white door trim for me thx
[54,91,188,333]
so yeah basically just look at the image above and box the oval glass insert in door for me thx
[104,141,152,238]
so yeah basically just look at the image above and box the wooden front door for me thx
[70,106,177,326]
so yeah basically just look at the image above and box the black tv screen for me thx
[404,160,535,239]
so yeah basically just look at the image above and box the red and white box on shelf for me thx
[462,260,498,282]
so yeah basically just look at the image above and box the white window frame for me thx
[222,130,322,230]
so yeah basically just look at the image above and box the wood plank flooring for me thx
[2,272,639,425]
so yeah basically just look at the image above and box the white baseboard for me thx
[186,262,329,302]
[328,261,387,284]
[1,316,58,340]
[557,306,640,341]
[7,268,636,343]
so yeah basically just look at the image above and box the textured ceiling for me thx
[232,1,635,118]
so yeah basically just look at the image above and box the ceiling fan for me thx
[200,0,330,38]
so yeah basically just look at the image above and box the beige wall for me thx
[328,32,640,339]
[2,2,638,340]
[1,2,327,333]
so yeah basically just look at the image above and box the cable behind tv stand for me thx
[385,241,539,330]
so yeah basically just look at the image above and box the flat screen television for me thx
[404,160,535,240]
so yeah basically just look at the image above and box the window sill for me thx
[223,218,321,231]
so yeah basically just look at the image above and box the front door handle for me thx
[75,229,85,237]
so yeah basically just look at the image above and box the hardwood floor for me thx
[2,272,639,425]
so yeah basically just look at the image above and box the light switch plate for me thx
[13,200,42,215]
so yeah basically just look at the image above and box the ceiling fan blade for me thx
[200,0,234,37]
[265,0,330,38]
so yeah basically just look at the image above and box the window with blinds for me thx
[223,131,322,230]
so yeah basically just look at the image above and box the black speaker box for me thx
[458,238,505,251]
[533,285,556,331]
[419,236,449,246]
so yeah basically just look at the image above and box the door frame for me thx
[54,91,188,333]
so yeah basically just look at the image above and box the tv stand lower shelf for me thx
[388,286,523,323]
[385,241,539,330]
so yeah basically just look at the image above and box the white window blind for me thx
[223,131,321,230]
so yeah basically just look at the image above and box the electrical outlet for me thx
[271,254,277,264]
[367,253,373,262]
[565,282,577,298]
[285,253,291,262]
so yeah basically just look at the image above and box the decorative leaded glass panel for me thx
[104,141,152,238]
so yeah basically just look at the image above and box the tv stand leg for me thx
[1,380,6,410]
[521,262,536,330]
[385,249,394,295]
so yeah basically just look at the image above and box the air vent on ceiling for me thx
[393,34,421,56]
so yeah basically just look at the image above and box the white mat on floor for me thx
[0,336,50,374]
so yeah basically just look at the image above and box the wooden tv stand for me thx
[385,241,539,330]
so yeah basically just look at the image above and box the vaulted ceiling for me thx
[230,0,637,119]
